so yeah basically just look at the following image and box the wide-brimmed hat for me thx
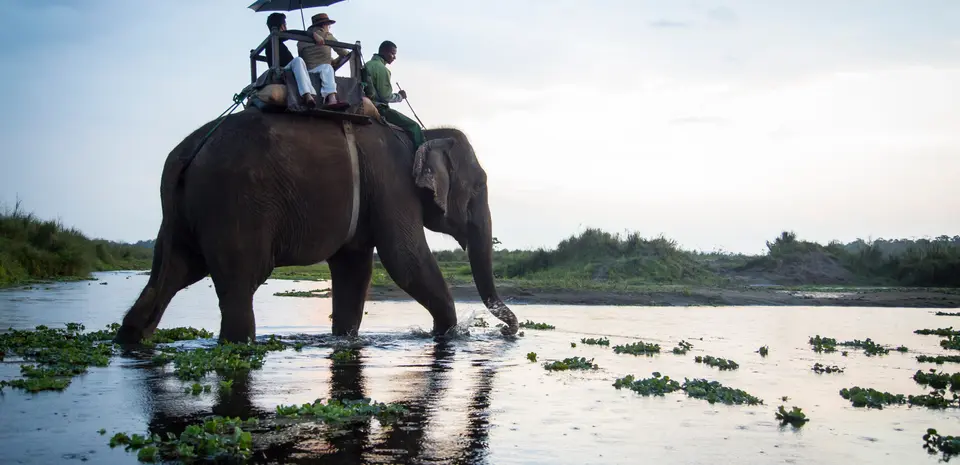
[311,13,335,26]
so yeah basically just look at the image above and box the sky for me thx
[1,0,959,255]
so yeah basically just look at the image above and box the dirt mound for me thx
[738,250,857,286]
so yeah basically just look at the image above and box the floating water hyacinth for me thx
[914,327,960,337]
[812,363,844,374]
[580,337,610,346]
[916,355,960,365]
[519,320,555,330]
[543,357,598,371]
[612,341,661,356]
[775,405,809,427]
[613,372,682,396]
[839,386,906,409]
[109,416,259,463]
[695,355,739,371]
[275,398,408,424]
[923,428,960,460]
[672,340,694,355]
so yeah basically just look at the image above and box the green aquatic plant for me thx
[941,336,960,351]
[109,416,258,463]
[161,336,288,381]
[613,372,682,396]
[839,386,906,409]
[612,341,661,356]
[907,389,960,409]
[936,311,960,317]
[923,428,960,460]
[671,340,694,355]
[580,337,611,346]
[526,352,538,362]
[812,363,844,374]
[758,346,769,357]
[273,288,330,298]
[543,357,598,371]
[695,355,739,371]
[330,348,358,362]
[570,342,576,348]
[895,345,909,353]
[775,405,809,427]
[681,378,763,405]
[275,398,407,424]
[917,355,960,364]
[519,320,555,330]
[838,338,890,356]
[912,369,960,391]
[0,323,118,392]
[142,327,214,345]
[915,327,960,337]
[809,335,837,353]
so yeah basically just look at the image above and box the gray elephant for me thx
[113,107,520,344]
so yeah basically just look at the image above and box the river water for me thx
[0,271,958,464]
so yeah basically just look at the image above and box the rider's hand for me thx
[313,32,324,45]
[399,89,407,100]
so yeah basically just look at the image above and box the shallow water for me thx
[1,271,959,464]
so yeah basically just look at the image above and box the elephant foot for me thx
[218,326,256,345]
[431,322,456,341]
[114,324,146,345]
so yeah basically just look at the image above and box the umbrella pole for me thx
[299,0,306,28]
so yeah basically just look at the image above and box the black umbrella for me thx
[248,0,346,28]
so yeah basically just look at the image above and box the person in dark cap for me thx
[298,13,350,107]
[265,12,318,107]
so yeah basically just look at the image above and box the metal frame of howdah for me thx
[248,27,363,83]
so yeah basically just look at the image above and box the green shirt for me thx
[364,54,402,106]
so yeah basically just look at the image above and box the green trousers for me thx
[379,106,424,148]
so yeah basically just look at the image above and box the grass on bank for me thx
[5,200,959,290]
[0,202,152,287]
[267,228,960,290]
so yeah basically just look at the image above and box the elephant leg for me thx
[116,235,208,344]
[328,247,374,336]
[207,244,274,344]
[376,227,457,336]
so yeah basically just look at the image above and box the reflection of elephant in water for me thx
[114,108,519,343]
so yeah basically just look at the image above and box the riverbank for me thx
[0,204,153,288]
[364,283,960,308]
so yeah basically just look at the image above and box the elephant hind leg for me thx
[116,234,208,344]
[328,247,374,336]
[206,244,275,344]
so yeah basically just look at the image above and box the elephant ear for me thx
[412,137,458,216]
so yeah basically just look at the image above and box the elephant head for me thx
[412,130,519,336]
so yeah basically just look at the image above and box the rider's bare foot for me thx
[325,93,340,105]
[302,93,316,107]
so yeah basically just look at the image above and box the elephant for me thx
[113,105,520,344]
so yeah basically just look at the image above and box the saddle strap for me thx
[342,120,361,243]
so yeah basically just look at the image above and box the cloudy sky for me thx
[2,0,958,255]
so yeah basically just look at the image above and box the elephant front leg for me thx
[376,228,457,337]
[328,247,374,336]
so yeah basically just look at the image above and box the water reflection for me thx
[133,340,498,464]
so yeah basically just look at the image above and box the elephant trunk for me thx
[467,188,519,336]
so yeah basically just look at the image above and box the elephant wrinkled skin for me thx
[114,108,519,344]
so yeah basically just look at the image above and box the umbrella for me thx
[248,0,346,28]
